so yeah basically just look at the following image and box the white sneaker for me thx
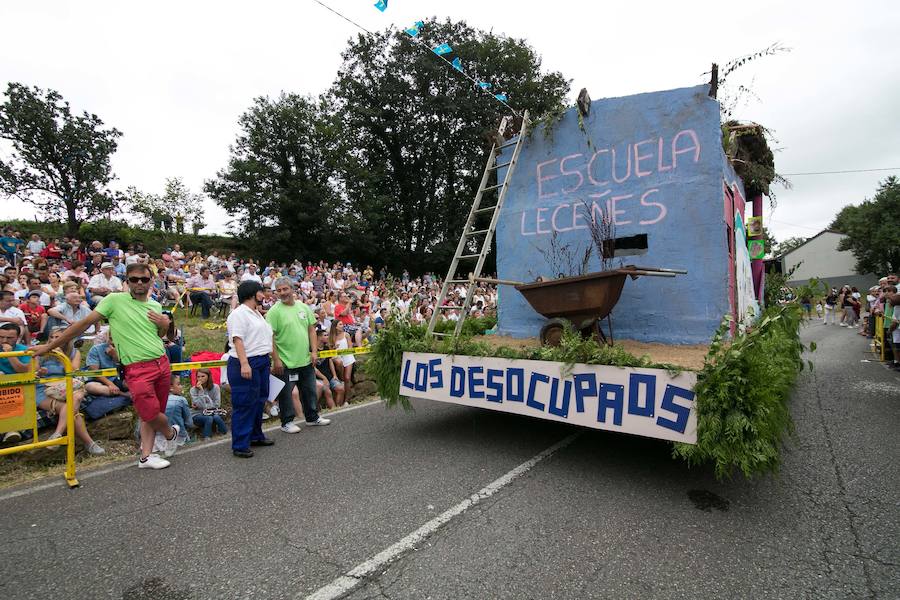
[308,417,331,426]
[280,422,302,434]
[153,433,165,452]
[138,453,170,469]
[261,412,271,420]
[86,442,106,456]
[163,424,180,458]
[270,404,280,417]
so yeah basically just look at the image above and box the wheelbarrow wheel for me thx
[540,319,569,347]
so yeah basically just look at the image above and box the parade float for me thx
[369,82,809,479]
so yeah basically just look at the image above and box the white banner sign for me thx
[400,352,698,444]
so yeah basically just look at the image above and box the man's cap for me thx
[101,262,113,269]
[27,290,42,298]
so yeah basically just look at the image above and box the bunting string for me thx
[309,0,520,117]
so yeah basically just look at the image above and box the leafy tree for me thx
[125,177,206,233]
[0,83,122,235]
[830,176,900,274]
[205,94,338,261]
[774,235,806,257]
[328,18,570,272]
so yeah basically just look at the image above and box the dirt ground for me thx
[475,335,709,371]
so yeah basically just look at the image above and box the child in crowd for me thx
[153,379,192,448]
[329,320,355,398]
[315,329,344,408]
[189,368,227,440]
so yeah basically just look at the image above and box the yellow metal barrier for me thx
[0,349,79,488]
[0,343,372,488]
[875,315,885,361]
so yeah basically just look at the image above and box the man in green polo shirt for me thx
[268,277,330,434]
[34,263,181,470]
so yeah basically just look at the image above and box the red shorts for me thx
[123,356,171,421]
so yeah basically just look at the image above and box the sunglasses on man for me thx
[128,276,152,284]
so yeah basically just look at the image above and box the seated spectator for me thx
[47,292,96,335]
[26,234,46,256]
[14,276,52,307]
[63,261,90,287]
[87,262,123,307]
[19,291,47,341]
[187,266,217,319]
[315,329,343,408]
[83,332,130,399]
[217,270,237,309]
[0,323,30,444]
[189,368,227,440]
[43,272,64,300]
[334,292,363,346]
[240,263,262,283]
[35,326,105,455]
[154,380,191,448]
[0,290,27,342]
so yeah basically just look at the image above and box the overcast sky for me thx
[1,0,898,245]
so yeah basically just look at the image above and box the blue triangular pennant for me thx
[495,94,508,102]
[478,82,492,90]
[432,43,452,55]
[374,0,387,12]
[452,57,463,72]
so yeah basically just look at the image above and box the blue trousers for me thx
[228,355,270,452]
[192,413,228,437]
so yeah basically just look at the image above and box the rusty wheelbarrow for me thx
[477,266,686,346]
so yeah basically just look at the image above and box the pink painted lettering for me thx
[560,154,585,194]
[611,145,632,184]
[633,139,655,178]
[587,149,610,186]
[657,137,672,172]
[671,129,701,168]
[536,159,559,199]
[551,203,572,232]
[639,188,667,225]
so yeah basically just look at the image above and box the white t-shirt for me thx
[227,304,273,359]
[893,313,900,344]
[0,306,27,326]
[88,273,123,293]
[240,272,262,284]
[27,240,45,254]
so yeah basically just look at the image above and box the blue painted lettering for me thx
[414,362,428,392]
[548,378,571,418]
[428,358,444,389]
[468,366,485,399]
[628,373,656,418]
[526,372,550,411]
[486,369,503,403]
[506,368,525,402]
[573,373,597,413]
[656,384,694,433]
[449,366,465,398]
[597,383,624,426]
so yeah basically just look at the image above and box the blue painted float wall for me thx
[496,85,730,345]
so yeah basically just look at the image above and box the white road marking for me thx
[0,399,381,502]
[302,432,581,600]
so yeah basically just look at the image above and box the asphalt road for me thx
[0,323,897,599]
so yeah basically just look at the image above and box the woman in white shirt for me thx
[226,281,274,458]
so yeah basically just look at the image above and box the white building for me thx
[780,230,877,290]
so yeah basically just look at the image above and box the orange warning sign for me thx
[0,385,25,420]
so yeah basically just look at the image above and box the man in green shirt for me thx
[268,277,330,433]
[34,263,181,470]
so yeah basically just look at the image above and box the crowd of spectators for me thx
[800,273,900,369]
[0,226,499,450]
